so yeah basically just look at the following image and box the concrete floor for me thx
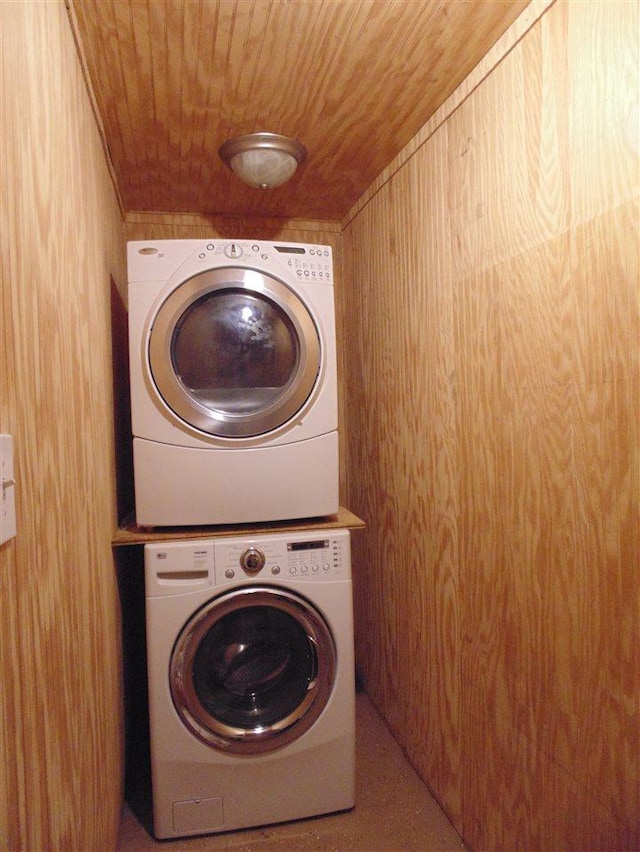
[118,693,465,851]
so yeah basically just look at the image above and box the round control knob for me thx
[240,547,266,574]
[224,243,243,259]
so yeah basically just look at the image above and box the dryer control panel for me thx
[127,238,334,285]
[181,239,333,284]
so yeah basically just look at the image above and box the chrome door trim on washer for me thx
[148,268,321,438]
[170,586,336,755]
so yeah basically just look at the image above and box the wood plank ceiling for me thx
[70,0,530,221]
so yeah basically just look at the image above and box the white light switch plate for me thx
[1,434,17,544]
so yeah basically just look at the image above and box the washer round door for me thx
[170,586,337,754]
[148,267,321,438]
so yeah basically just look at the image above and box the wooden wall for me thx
[0,2,126,849]
[342,1,639,849]
[2,1,636,850]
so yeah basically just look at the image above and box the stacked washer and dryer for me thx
[127,239,355,839]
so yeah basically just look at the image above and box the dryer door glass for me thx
[170,587,336,754]
[172,290,297,415]
[149,268,321,438]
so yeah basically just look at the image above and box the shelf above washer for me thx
[112,506,365,546]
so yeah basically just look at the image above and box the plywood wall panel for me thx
[0,2,125,849]
[451,5,639,836]
[124,212,341,243]
[343,0,639,848]
[343,128,462,825]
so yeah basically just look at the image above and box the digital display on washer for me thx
[288,540,329,551]
[275,246,306,254]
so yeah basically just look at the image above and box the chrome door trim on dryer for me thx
[149,267,321,439]
[170,585,336,755]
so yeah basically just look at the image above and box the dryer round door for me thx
[148,268,321,438]
[170,586,336,754]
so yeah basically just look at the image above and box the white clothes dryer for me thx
[128,239,338,526]
[144,529,355,839]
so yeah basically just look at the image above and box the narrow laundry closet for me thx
[2,1,637,850]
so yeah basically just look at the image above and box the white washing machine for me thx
[128,239,338,526]
[144,529,355,839]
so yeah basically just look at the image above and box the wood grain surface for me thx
[1,2,126,849]
[342,0,639,848]
[69,0,529,221]
[2,1,637,850]
[113,506,365,546]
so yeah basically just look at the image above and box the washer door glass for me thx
[149,268,321,438]
[170,587,336,754]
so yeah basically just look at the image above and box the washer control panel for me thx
[215,531,349,585]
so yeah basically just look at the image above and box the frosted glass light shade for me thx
[219,133,307,190]
[229,148,298,189]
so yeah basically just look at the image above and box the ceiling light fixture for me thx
[218,132,307,190]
